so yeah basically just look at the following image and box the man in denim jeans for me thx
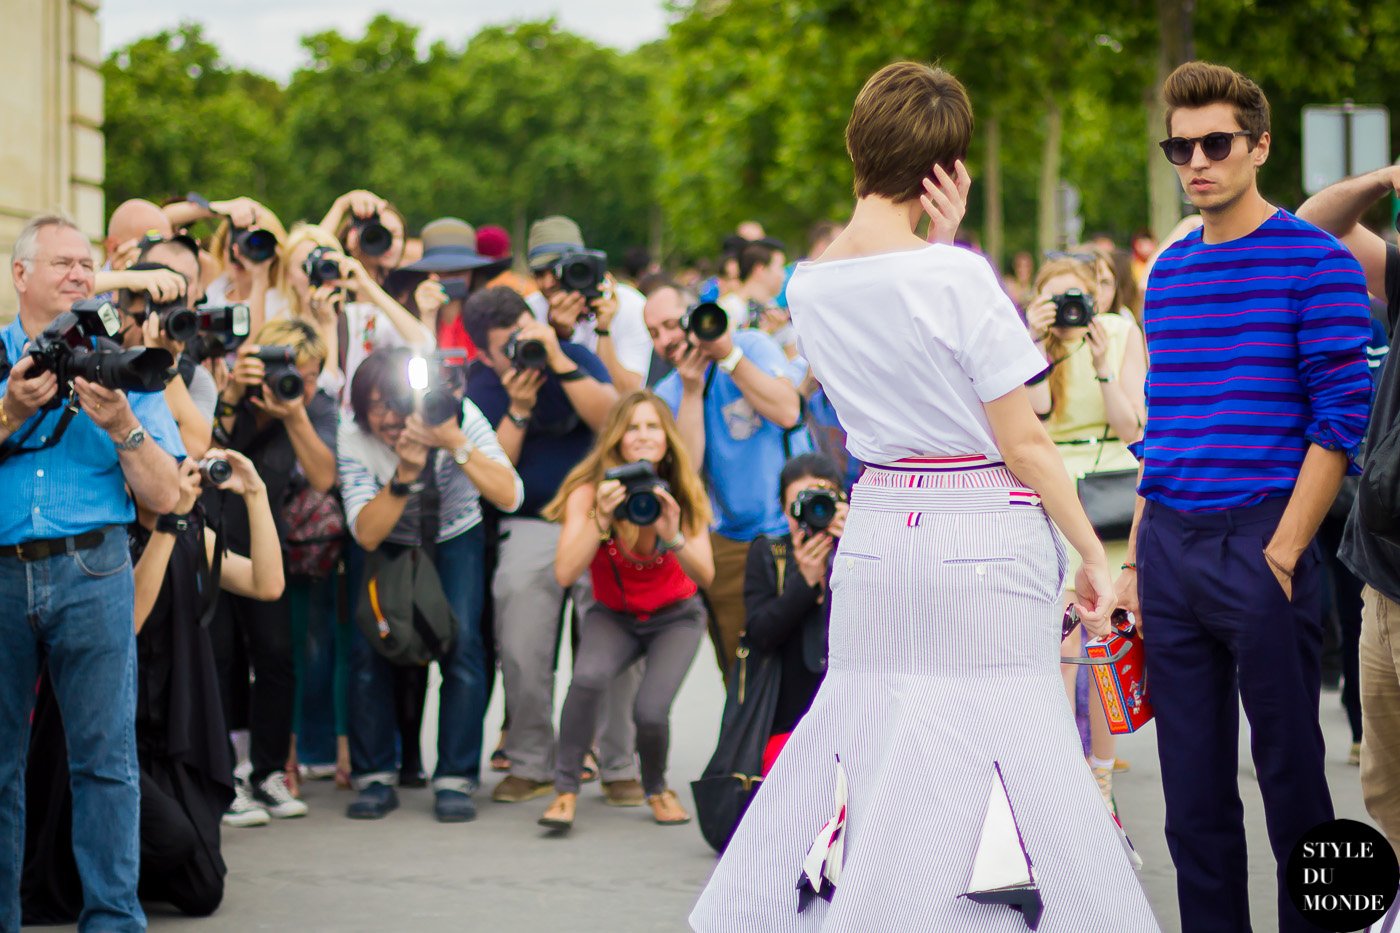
[0,214,184,932]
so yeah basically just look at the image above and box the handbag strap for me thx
[419,453,441,561]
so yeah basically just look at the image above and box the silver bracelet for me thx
[658,532,686,554]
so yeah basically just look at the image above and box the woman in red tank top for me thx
[537,391,714,832]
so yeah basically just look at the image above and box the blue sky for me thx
[99,1,670,82]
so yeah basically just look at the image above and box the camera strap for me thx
[0,387,81,464]
[419,453,441,562]
[701,354,807,460]
[199,502,225,629]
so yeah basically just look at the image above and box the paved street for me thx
[31,648,1373,933]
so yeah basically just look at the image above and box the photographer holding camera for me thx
[210,318,337,826]
[338,347,522,822]
[461,287,648,805]
[278,223,351,392]
[526,215,653,394]
[643,283,810,677]
[321,189,407,287]
[0,213,184,932]
[1023,256,1145,814]
[169,194,290,334]
[537,391,714,831]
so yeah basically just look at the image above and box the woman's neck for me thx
[820,196,927,261]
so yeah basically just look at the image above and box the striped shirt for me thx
[337,398,522,546]
[1131,210,1372,511]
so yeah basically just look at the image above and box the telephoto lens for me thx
[253,345,305,402]
[354,214,393,257]
[792,488,839,535]
[234,227,277,264]
[504,332,550,370]
[199,457,233,486]
[680,302,729,342]
[1051,289,1095,329]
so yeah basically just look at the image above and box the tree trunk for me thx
[649,203,665,271]
[984,115,1004,273]
[1037,97,1062,256]
[1149,0,1195,240]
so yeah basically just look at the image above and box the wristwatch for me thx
[388,479,424,497]
[114,426,147,452]
[155,512,192,535]
[452,441,474,466]
[717,346,744,374]
[506,410,530,429]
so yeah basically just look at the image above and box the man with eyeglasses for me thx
[1113,63,1373,932]
[0,213,185,932]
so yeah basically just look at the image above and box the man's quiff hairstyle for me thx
[1163,61,1270,144]
[845,61,973,203]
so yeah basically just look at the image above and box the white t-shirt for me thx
[528,283,652,379]
[786,244,1046,465]
[342,300,435,411]
[203,274,288,321]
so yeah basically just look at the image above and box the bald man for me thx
[104,199,174,270]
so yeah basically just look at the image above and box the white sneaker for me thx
[301,763,339,781]
[223,781,271,828]
[253,771,309,819]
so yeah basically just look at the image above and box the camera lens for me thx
[685,302,728,342]
[507,336,549,370]
[200,457,233,485]
[237,228,277,263]
[161,306,198,343]
[794,489,838,532]
[421,387,462,426]
[82,347,174,393]
[357,219,392,257]
[624,489,662,526]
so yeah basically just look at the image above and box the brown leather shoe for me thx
[538,792,576,831]
[647,789,691,825]
[492,775,553,803]
[601,778,645,807]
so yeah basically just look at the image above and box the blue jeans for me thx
[292,574,346,765]
[348,526,487,793]
[0,529,145,932]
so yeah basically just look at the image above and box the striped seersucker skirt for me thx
[690,456,1161,932]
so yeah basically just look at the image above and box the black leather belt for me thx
[0,529,106,562]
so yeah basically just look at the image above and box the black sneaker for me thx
[434,789,477,823]
[346,782,399,820]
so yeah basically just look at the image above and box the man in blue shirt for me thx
[645,284,811,677]
[1117,65,1372,933]
[462,287,646,807]
[0,214,184,933]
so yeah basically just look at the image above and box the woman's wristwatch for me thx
[658,532,687,553]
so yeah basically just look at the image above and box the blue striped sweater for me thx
[1131,210,1372,511]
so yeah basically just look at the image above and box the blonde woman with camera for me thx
[1026,256,1146,814]
[537,391,714,832]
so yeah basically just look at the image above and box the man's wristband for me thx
[1120,561,1137,572]
[155,512,192,535]
[717,346,744,374]
[593,329,611,337]
[658,532,686,553]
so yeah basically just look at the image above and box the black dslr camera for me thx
[231,226,277,264]
[26,299,172,403]
[409,350,470,426]
[551,249,608,301]
[253,346,304,402]
[791,488,841,535]
[186,303,252,363]
[352,213,393,258]
[1051,289,1095,329]
[679,301,728,343]
[302,246,342,288]
[504,331,549,370]
[604,461,671,527]
[121,262,197,342]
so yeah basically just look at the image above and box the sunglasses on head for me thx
[1158,130,1252,166]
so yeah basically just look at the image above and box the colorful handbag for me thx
[1062,608,1154,734]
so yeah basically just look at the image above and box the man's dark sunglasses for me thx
[1158,130,1252,166]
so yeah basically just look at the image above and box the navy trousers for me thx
[1139,497,1332,933]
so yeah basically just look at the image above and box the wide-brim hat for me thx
[526,215,585,271]
[401,217,509,274]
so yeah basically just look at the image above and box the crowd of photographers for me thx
[0,190,855,929]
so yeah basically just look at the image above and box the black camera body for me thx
[551,249,608,301]
[253,345,305,402]
[679,301,728,342]
[791,488,840,535]
[147,299,199,343]
[504,331,550,371]
[187,303,251,362]
[353,214,393,258]
[302,246,342,288]
[1052,289,1095,329]
[604,461,671,527]
[199,456,233,486]
[26,299,172,401]
[231,226,277,264]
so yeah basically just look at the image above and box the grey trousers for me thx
[493,517,641,783]
[555,596,707,795]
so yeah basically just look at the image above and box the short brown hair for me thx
[845,62,973,202]
[1162,61,1270,142]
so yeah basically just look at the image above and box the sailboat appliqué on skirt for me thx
[960,761,1044,930]
[795,755,847,912]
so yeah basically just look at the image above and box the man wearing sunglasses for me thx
[1115,61,1373,932]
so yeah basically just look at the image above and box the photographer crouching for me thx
[0,213,184,932]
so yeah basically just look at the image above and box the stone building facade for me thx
[0,0,104,321]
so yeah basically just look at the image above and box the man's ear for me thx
[1251,131,1270,167]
